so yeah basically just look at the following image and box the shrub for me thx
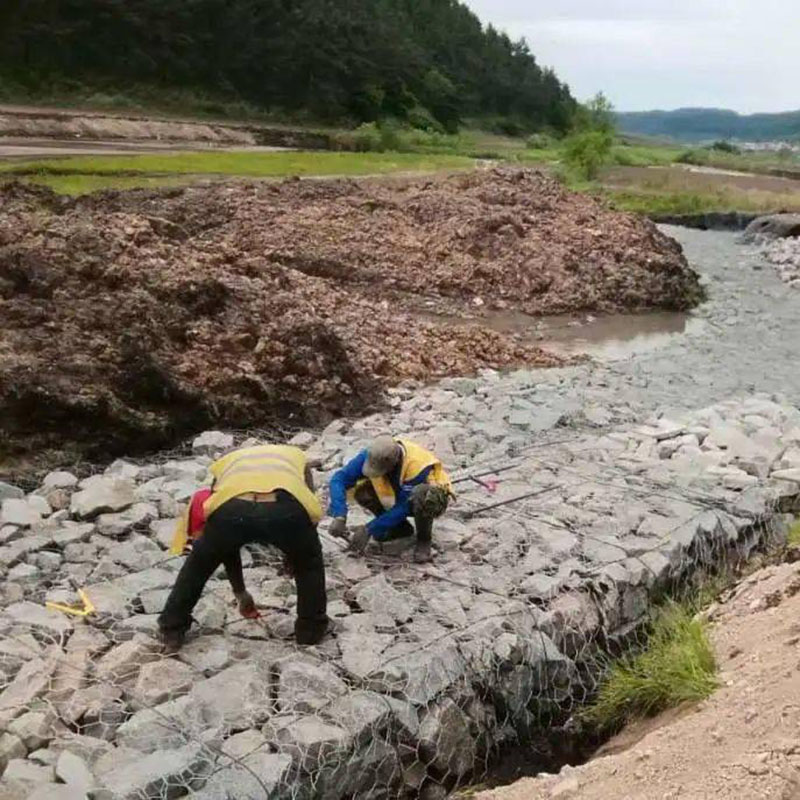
[562,130,614,180]
[711,140,741,154]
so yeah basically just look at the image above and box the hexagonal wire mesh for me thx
[0,398,796,799]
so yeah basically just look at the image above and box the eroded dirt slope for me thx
[479,559,800,800]
[0,169,702,464]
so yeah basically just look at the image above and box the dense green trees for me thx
[0,0,575,132]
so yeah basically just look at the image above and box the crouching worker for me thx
[328,435,452,563]
[159,444,327,653]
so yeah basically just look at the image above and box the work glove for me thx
[348,525,370,555]
[236,590,260,620]
[329,517,349,540]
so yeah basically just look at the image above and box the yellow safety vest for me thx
[169,445,321,555]
[368,439,451,510]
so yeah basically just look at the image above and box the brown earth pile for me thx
[0,168,702,464]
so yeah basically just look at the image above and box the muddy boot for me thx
[413,541,433,563]
[384,521,414,541]
[160,628,186,655]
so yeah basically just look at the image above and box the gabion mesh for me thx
[0,397,797,799]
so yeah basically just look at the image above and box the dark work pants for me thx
[353,483,434,543]
[158,492,327,643]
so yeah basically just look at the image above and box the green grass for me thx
[788,519,800,547]
[1,150,473,178]
[24,173,196,195]
[1,150,476,195]
[581,601,718,732]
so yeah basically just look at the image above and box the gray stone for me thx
[150,518,179,550]
[352,575,415,623]
[192,430,234,454]
[51,523,95,546]
[95,504,158,538]
[743,213,800,241]
[0,481,24,501]
[128,659,195,709]
[320,690,396,742]
[0,498,42,528]
[0,732,26,772]
[288,431,316,448]
[418,698,477,778]
[27,786,88,800]
[117,661,273,753]
[56,750,94,792]
[3,757,55,783]
[42,472,79,490]
[95,635,160,685]
[268,715,350,770]
[277,660,348,713]
[177,636,234,674]
[99,743,212,799]
[2,602,73,639]
[70,479,135,520]
[8,710,57,751]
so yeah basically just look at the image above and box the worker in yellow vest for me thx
[328,435,452,563]
[158,444,327,652]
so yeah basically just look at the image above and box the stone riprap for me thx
[2,227,800,798]
[1,391,799,799]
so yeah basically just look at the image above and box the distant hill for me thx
[616,108,800,142]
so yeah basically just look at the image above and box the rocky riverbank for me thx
[1,390,799,799]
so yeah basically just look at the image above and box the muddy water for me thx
[423,307,705,361]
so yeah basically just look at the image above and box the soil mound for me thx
[0,168,702,465]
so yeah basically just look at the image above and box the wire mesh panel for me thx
[0,394,798,799]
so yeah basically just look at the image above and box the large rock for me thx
[117,661,273,753]
[98,743,213,799]
[192,731,291,800]
[0,657,58,728]
[70,479,135,520]
[95,635,160,685]
[0,481,24,501]
[128,659,195,709]
[96,504,158,538]
[55,750,95,793]
[267,715,351,771]
[418,698,477,778]
[192,431,234,454]
[276,660,348,714]
[351,575,415,623]
[0,498,42,528]
[0,732,26,772]
[743,213,800,242]
[2,602,73,640]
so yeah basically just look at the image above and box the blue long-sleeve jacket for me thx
[328,450,432,540]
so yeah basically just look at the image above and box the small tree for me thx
[563,129,614,180]
[563,92,616,179]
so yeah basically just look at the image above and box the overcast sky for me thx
[463,0,798,113]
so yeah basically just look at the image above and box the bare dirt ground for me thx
[478,557,800,800]
[0,104,330,155]
[0,168,701,467]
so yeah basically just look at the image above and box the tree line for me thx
[0,0,576,133]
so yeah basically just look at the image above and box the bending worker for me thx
[159,444,327,652]
[328,435,452,563]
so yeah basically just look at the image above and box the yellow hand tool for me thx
[46,584,96,618]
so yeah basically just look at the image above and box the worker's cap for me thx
[363,435,400,478]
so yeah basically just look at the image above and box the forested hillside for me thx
[617,108,800,142]
[0,0,575,133]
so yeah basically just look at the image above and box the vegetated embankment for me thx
[0,168,702,467]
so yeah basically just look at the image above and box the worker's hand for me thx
[329,517,348,540]
[236,590,260,620]
[348,525,370,555]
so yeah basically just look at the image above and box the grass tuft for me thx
[787,519,800,547]
[582,601,718,732]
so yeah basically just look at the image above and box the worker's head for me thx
[363,435,401,478]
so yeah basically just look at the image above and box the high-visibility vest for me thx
[368,439,451,510]
[169,445,321,555]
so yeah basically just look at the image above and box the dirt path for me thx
[478,559,800,800]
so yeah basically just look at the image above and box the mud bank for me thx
[0,169,700,469]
